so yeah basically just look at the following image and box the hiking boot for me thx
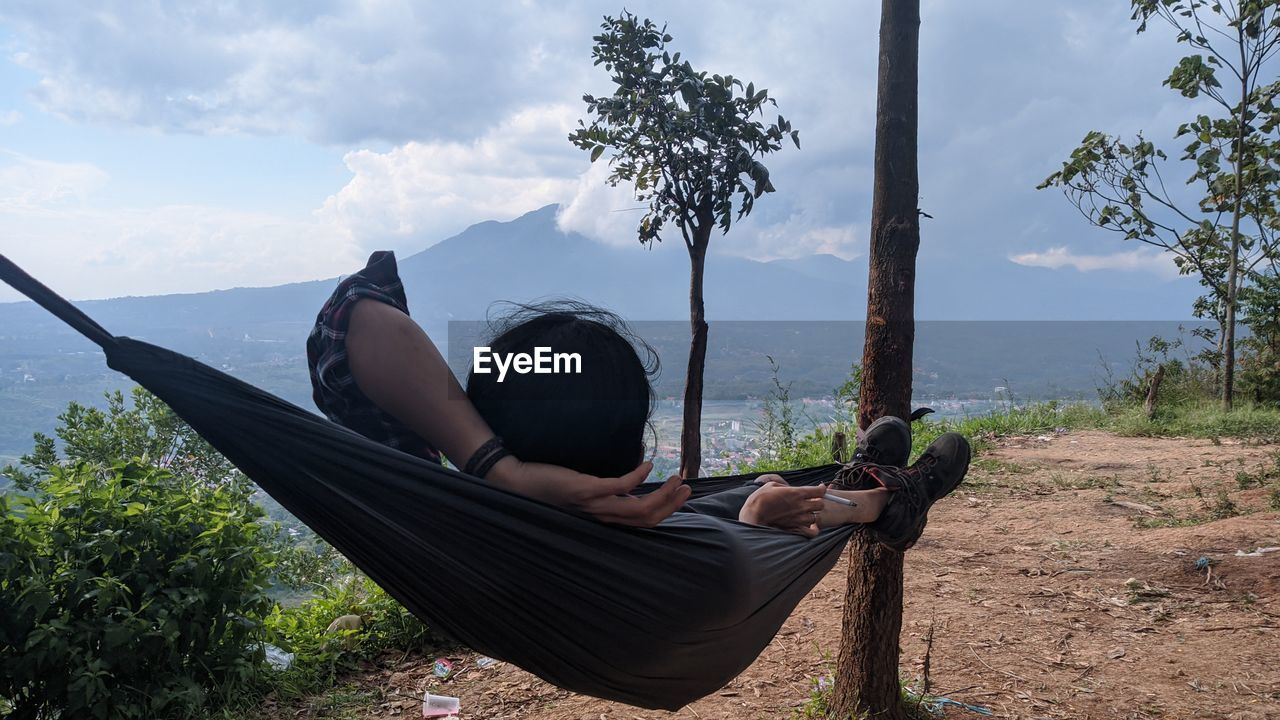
[855,415,912,466]
[830,416,911,490]
[867,432,971,551]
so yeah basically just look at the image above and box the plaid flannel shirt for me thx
[307,251,442,464]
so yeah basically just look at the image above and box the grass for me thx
[1134,486,1251,529]
[739,397,1280,480]
[964,457,1027,493]
[910,402,1106,455]
[237,683,382,720]
[1107,401,1280,441]
[790,676,938,720]
[1134,515,1203,529]
[1209,489,1241,519]
[924,399,1280,450]
[921,400,1280,456]
[1232,453,1280,489]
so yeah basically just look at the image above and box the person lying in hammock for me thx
[308,251,968,547]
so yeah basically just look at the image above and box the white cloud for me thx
[555,161,648,248]
[0,151,108,210]
[0,110,21,126]
[1009,246,1180,276]
[557,156,863,261]
[0,0,592,144]
[727,220,862,261]
[0,152,361,301]
[0,1,883,147]
[318,104,582,247]
[0,0,1222,309]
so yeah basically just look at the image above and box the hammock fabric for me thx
[0,255,856,710]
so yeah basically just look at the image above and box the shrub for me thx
[263,576,443,697]
[0,461,275,719]
[1098,334,1218,412]
[1239,338,1280,406]
[757,355,800,462]
[1239,272,1280,406]
[1,388,447,717]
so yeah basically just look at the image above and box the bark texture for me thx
[831,1,921,717]
[1145,364,1167,420]
[680,227,712,479]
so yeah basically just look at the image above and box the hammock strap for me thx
[0,254,118,350]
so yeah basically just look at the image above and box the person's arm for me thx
[344,299,690,526]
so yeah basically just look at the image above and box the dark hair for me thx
[465,300,658,478]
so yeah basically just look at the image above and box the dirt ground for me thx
[309,431,1280,720]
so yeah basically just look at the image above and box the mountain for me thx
[392,205,869,327]
[0,204,1209,458]
[0,206,866,457]
[0,205,866,343]
[0,203,1205,337]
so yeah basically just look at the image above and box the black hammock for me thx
[0,255,857,710]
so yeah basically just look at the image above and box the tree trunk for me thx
[831,1,920,718]
[1224,54,1249,413]
[1217,318,1227,385]
[1224,243,1238,412]
[679,225,712,479]
[1145,364,1166,420]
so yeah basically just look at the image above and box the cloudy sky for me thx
[0,1,1229,313]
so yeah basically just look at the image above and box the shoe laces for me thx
[832,459,880,489]
[833,459,918,506]
[870,462,932,516]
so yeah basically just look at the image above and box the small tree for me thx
[1,390,275,718]
[1040,0,1280,411]
[6,387,238,489]
[571,11,799,478]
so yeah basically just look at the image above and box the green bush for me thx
[0,388,448,717]
[5,389,239,492]
[1097,326,1280,411]
[1240,272,1280,406]
[263,576,443,697]
[0,461,275,719]
[1098,334,1219,411]
[1239,337,1280,406]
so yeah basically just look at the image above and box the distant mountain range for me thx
[0,204,1208,458]
[1,203,1203,335]
[0,205,865,350]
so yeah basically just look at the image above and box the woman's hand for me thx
[489,458,691,527]
[738,480,828,537]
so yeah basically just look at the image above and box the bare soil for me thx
[299,431,1280,720]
